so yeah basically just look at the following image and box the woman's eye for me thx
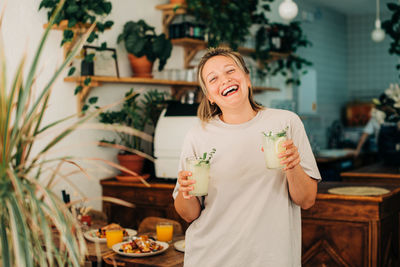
[209,77,216,83]
[227,69,235,73]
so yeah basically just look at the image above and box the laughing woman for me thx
[173,47,321,267]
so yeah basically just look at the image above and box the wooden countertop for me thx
[341,162,400,179]
[315,181,400,202]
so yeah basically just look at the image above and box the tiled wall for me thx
[296,1,348,149]
[294,1,398,150]
[347,11,398,101]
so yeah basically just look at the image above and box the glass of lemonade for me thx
[262,129,288,169]
[186,156,210,196]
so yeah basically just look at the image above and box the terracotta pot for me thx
[170,0,186,4]
[127,54,154,78]
[117,154,145,176]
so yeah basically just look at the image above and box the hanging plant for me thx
[39,0,113,46]
[382,2,400,78]
[185,0,271,50]
[253,21,312,85]
[39,0,113,88]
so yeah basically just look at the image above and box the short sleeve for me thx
[289,114,321,181]
[363,119,375,135]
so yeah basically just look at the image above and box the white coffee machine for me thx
[154,102,199,179]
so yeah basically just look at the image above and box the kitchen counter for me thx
[341,162,400,184]
[302,182,400,266]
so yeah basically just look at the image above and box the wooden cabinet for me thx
[100,178,189,232]
[302,182,400,266]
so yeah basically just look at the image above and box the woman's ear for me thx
[246,73,252,88]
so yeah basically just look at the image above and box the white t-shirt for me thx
[363,117,380,136]
[173,108,321,267]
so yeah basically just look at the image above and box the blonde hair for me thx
[197,47,263,122]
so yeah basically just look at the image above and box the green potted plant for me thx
[254,21,312,85]
[185,0,270,50]
[0,3,145,264]
[96,89,169,178]
[39,0,114,82]
[382,2,400,79]
[0,5,99,266]
[39,0,114,46]
[117,20,173,78]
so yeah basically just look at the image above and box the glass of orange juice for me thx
[106,230,124,248]
[156,222,173,243]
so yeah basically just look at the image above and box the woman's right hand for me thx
[178,170,196,199]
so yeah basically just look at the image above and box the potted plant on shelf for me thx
[39,0,114,46]
[185,0,270,50]
[96,89,169,180]
[254,21,312,85]
[39,0,114,80]
[117,20,172,78]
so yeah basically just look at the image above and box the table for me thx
[301,182,400,267]
[101,234,184,267]
[341,162,400,184]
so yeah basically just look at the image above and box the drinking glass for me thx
[106,230,124,248]
[156,222,173,243]
[262,131,287,169]
[186,156,210,196]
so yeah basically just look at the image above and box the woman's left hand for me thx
[278,139,300,171]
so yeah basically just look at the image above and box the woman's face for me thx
[202,55,251,110]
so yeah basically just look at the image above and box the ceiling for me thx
[303,0,393,15]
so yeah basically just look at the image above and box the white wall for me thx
[1,0,290,210]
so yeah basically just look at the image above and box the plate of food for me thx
[84,223,137,243]
[112,235,168,257]
[174,239,185,252]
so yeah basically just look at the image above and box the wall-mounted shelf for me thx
[172,38,290,68]
[44,20,109,58]
[64,76,279,114]
[155,3,187,38]
[156,4,290,68]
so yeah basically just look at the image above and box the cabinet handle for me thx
[148,196,154,202]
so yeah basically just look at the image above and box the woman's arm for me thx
[174,170,202,222]
[280,140,318,209]
[354,132,369,157]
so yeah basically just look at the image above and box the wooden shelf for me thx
[64,76,279,114]
[172,38,290,68]
[155,3,187,39]
[44,20,108,58]
[155,5,290,68]
[43,20,93,32]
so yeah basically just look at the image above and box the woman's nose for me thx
[222,77,232,86]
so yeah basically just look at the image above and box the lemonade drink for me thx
[156,222,173,242]
[262,129,287,169]
[186,157,210,196]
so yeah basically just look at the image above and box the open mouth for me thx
[221,85,239,96]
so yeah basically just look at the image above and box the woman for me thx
[173,47,320,267]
